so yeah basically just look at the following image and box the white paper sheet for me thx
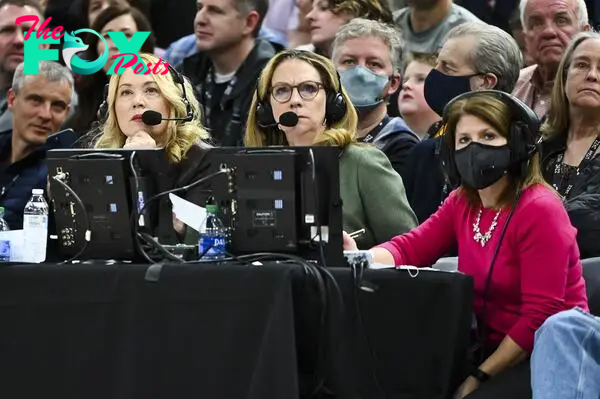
[169,194,206,232]
[0,230,24,262]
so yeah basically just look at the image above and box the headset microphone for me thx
[141,110,193,126]
[279,112,299,127]
[258,111,299,128]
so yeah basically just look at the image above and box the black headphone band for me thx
[442,90,540,137]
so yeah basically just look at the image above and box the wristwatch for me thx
[470,368,491,382]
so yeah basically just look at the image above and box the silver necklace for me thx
[472,208,501,247]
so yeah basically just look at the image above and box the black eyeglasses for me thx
[270,81,324,103]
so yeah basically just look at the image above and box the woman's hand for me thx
[123,131,157,149]
[343,231,358,251]
[453,376,480,399]
[173,213,185,236]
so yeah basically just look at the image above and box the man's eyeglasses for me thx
[270,81,324,103]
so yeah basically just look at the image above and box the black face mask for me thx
[454,142,512,190]
[424,69,478,116]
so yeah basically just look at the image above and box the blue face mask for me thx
[424,69,478,116]
[339,65,390,111]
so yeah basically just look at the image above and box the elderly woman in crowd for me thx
[245,49,417,249]
[345,90,588,399]
[541,31,600,258]
[299,0,393,57]
[93,52,211,243]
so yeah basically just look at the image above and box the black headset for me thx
[438,90,541,186]
[97,63,193,123]
[255,69,347,129]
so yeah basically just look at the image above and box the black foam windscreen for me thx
[142,110,163,126]
[279,112,299,127]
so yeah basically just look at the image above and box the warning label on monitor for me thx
[253,210,276,227]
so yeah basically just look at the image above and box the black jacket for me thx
[541,135,600,259]
[0,133,56,230]
[365,115,419,181]
[180,40,276,146]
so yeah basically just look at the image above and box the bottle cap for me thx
[32,189,44,195]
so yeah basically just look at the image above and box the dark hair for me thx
[89,3,155,52]
[326,0,393,24]
[77,0,151,26]
[234,0,269,37]
[66,4,155,135]
[0,0,42,13]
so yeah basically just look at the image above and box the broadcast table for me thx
[0,262,473,399]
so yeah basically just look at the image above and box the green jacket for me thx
[340,144,417,249]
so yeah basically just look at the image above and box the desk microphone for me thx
[142,110,192,126]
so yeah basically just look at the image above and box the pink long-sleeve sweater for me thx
[379,184,589,352]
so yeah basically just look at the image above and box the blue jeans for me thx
[531,308,600,399]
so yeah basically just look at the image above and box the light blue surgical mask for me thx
[339,65,390,111]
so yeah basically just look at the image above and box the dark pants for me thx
[464,360,531,399]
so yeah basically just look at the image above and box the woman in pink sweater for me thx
[344,90,589,399]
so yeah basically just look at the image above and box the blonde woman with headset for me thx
[245,49,417,249]
[93,52,211,243]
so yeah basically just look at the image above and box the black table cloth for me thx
[0,263,473,399]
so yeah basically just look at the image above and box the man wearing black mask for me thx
[402,22,522,224]
[332,18,419,180]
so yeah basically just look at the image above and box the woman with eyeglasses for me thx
[245,49,417,249]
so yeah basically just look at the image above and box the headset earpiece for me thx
[256,99,277,127]
[325,91,346,126]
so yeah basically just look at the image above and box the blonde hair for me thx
[542,31,600,139]
[93,53,210,163]
[444,93,550,207]
[245,49,358,148]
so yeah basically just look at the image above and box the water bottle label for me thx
[24,215,47,229]
[199,236,226,258]
[0,240,10,261]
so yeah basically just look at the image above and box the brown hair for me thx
[325,0,393,24]
[403,52,438,72]
[444,93,549,207]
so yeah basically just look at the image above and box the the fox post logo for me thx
[16,15,166,75]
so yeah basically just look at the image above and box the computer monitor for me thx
[204,146,344,267]
[47,148,171,261]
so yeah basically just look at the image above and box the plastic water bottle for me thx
[23,189,49,263]
[198,202,227,260]
[0,207,11,262]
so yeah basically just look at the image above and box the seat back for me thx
[582,257,600,316]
